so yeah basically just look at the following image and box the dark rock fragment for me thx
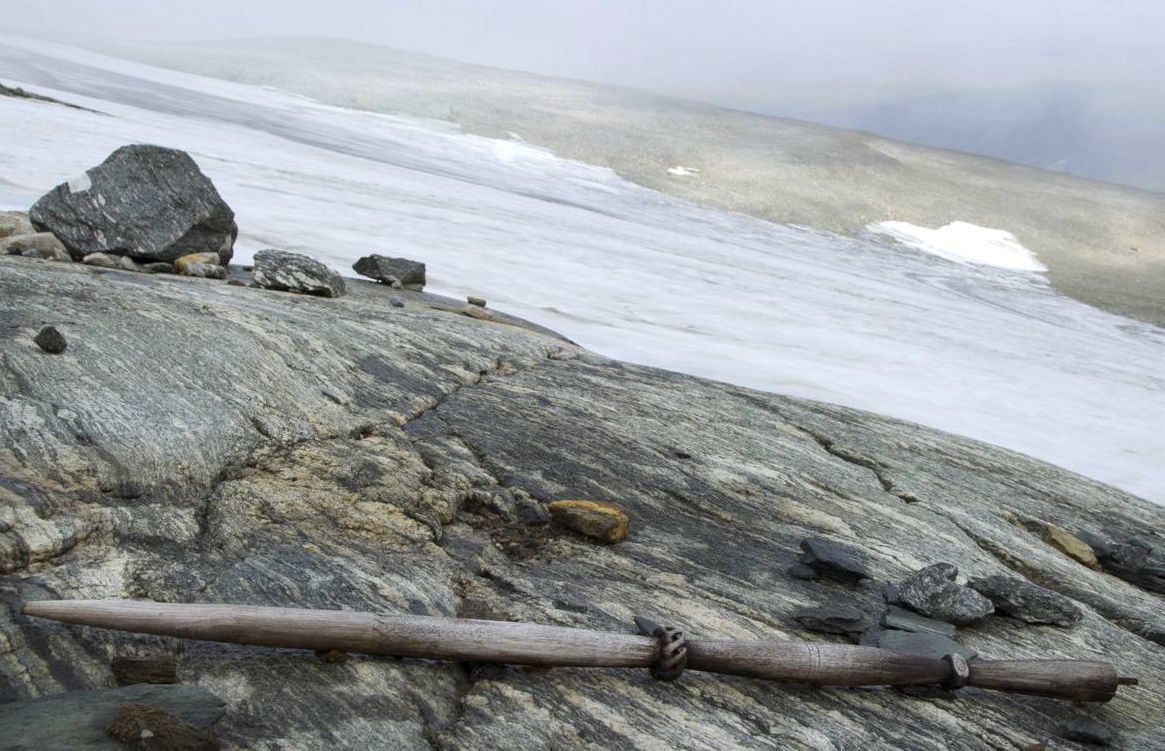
[1080,532,1165,595]
[868,629,977,659]
[30,144,237,264]
[1060,717,1113,746]
[881,605,957,636]
[467,296,487,307]
[106,703,220,750]
[968,575,1082,626]
[390,297,405,308]
[793,605,868,634]
[352,254,426,289]
[34,325,67,353]
[253,249,346,298]
[112,655,179,685]
[183,262,227,279]
[797,537,870,583]
[898,563,993,625]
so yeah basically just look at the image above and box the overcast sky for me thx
[6,0,1164,96]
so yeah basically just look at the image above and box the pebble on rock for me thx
[1043,524,1100,569]
[898,563,994,625]
[174,252,222,274]
[83,252,144,272]
[793,605,868,635]
[546,500,629,544]
[33,326,67,354]
[968,575,1082,626]
[389,297,405,308]
[4,232,71,262]
[797,537,870,583]
[183,262,227,279]
[467,296,487,307]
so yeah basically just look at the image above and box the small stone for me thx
[797,537,870,584]
[83,252,144,272]
[389,297,405,308]
[870,629,977,659]
[111,656,179,685]
[182,262,227,279]
[352,254,426,289]
[898,563,994,625]
[788,563,821,581]
[253,249,346,298]
[174,252,222,273]
[33,326,67,354]
[968,575,1082,626]
[881,605,957,637]
[0,211,35,239]
[793,605,868,634]
[1044,524,1100,569]
[315,649,349,663]
[105,703,219,750]
[4,232,71,261]
[1060,717,1113,746]
[546,500,629,544]
[467,296,487,307]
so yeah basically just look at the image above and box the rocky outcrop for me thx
[29,144,237,264]
[1,255,1164,749]
[253,249,346,297]
[2,232,71,261]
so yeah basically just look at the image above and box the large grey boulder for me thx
[2,256,1164,749]
[253,249,346,297]
[29,144,237,264]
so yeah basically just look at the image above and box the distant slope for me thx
[95,36,1165,327]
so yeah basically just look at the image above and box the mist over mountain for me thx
[745,81,1165,193]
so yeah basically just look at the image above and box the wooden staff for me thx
[23,600,1136,702]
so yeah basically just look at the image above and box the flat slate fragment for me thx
[881,605,957,637]
[868,629,978,660]
[793,605,868,634]
[969,575,1082,626]
[797,537,870,583]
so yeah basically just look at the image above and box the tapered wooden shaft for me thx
[23,600,1133,702]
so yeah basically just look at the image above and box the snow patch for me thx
[871,220,1046,272]
[67,171,91,193]
[667,165,700,177]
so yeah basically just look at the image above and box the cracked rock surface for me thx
[1,256,1164,749]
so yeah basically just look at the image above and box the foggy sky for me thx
[5,1,1163,94]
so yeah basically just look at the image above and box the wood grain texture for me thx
[24,600,1131,701]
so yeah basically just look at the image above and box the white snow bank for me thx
[871,220,1047,272]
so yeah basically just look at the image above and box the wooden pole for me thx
[23,600,1135,702]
